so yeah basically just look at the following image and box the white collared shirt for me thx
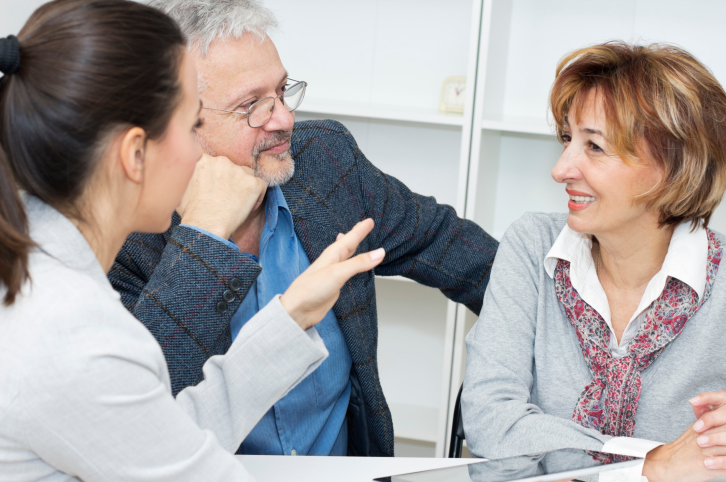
[544,222,708,358]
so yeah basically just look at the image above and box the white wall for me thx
[0,0,48,38]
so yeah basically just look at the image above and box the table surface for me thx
[236,455,477,482]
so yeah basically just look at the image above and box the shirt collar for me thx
[544,221,708,300]
[264,185,293,237]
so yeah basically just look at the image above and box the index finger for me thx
[691,391,726,408]
[315,219,375,267]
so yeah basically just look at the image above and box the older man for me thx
[109,0,497,457]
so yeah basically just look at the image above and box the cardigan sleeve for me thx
[109,224,262,395]
[462,214,612,463]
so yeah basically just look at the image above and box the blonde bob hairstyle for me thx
[550,41,726,229]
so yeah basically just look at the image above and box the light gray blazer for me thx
[0,196,328,481]
[463,213,726,473]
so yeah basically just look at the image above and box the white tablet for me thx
[374,449,642,482]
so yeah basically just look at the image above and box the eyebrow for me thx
[227,71,289,110]
[563,116,605,137]
[580,127,604,137]
[197,100,203,114]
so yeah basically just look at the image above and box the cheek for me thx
[155,130,199,204]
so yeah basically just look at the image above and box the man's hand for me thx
[280,219,384,330]
[178,154,267,240]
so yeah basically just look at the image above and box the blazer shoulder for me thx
[291,119,358,158]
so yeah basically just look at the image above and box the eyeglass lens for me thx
[248,81,306,128]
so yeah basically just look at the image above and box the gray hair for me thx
[146,0,278,56]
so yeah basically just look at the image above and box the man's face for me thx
[194,33,295,186]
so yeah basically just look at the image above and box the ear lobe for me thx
[119,126,147,184]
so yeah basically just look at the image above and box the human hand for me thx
[643,406,726,482]
[690,390,726,420]
[280,219,384,330]
[177,154,267,240]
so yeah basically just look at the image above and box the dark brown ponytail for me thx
[0,145,32,305]
[0,0,186,304]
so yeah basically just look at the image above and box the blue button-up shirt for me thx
[184,186,351,456]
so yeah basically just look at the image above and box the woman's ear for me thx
[119,126,147,184]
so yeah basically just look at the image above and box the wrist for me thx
[179,216,232,240]
[279,294,307,331]
[643,444,669,482]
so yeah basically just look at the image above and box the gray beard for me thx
[254,151,295,186]
[252,130,295,186]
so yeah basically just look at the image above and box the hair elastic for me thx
[0,35,21,76]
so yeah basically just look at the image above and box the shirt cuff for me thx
[599,437,663,482]
[180,224,239,252]
[602,437,663,458]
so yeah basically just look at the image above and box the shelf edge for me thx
[298,104,465,127]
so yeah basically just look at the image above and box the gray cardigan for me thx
[0,196,328,481]
[462,212,726,472]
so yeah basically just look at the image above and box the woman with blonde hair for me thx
[0,0,383,479]
[463,41,726,481]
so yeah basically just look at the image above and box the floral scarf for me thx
[554,230,722,461]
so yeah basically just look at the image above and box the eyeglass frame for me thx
[201,78,307,128]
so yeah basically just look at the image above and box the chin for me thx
[566,214,594,235]
[256,153,295,186]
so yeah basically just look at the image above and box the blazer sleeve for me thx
[461,215,610,464]
[109,224,262,395]
[21,296,327,482]
[348,133,499,315]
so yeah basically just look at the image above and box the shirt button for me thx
[216,301,228,314]
[229,278,242,291]
[223,289,235,303]
[291,449,297,456]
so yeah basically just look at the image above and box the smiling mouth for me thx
[569,195,595,204]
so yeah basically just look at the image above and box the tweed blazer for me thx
[109,119,499,457]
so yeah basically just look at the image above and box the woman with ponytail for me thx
[0,1,383,480]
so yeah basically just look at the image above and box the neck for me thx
[594,218,675,290]
[69,198,131,273]
[70,181,135,273]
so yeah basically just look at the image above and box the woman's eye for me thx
[588,141,603,153]
[560,133,572,143]
[193,118,203,131]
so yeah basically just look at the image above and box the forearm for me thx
[359,158,497,315]
[175,295,328,451]
[111,226,261,395]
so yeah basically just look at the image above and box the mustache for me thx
[252,130,293,159]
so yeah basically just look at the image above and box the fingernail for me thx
[705,458,714,468]
[695,420,705,431]
[698,435,709,446]
[336,233,343,241]
[690,396,701,404]
[369,248,385,261]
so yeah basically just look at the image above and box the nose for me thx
[551,143,582,184]
[263,96,295,133]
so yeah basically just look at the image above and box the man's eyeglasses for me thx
[202,79,307,128]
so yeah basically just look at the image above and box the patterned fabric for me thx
[554,230,722,461]
[108,119,499,457]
